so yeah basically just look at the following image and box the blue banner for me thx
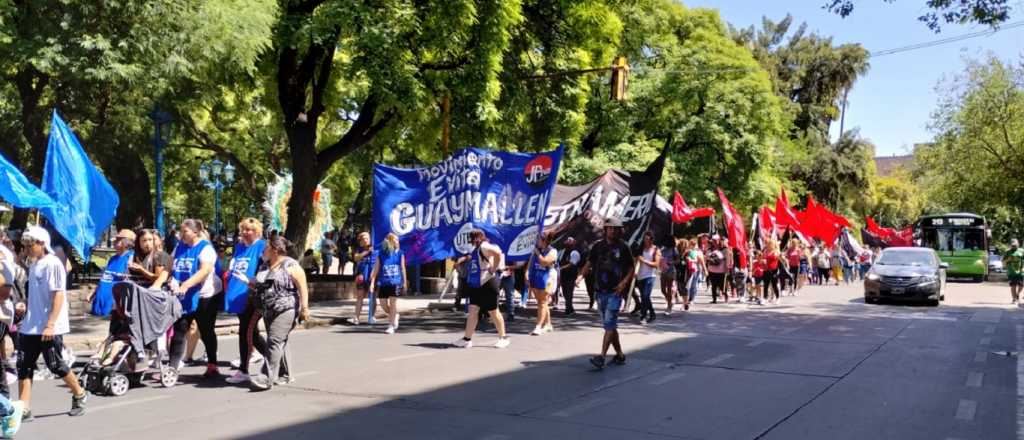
[40,111,120,261]
[0,151,54,209]
[373,146,563,265]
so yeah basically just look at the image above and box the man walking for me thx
[558,237,582,316]
[452,230,511,348]
[578,218,634,369]
[17,226,88,420]
[1005,239,1024,304]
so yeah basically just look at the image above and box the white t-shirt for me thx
[476,242,503,284]
[23,253,69,335]
[196,246,218,298]
[637,246,659,280]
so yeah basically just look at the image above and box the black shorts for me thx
[378,285,402,299]
[17,334,70,380]
[468,277,500,312]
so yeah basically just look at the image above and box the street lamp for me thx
[148,106,173,233]
[199,158,235,235]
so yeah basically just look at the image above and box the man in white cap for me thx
[17,226,87,420]
[577,217,634,369]
[1004,239,1024,304]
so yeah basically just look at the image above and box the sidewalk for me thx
[63,295,444,351]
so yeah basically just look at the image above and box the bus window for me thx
[921,228,985,252]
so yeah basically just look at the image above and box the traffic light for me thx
[610,56,629,101]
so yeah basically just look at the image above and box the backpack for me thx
[707,251,722,267]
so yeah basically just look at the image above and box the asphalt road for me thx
[20,279,1024,440]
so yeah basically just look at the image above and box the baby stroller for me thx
[79,281,182,396]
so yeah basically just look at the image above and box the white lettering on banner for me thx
[414,150,503,183]
[389,189,551,237]
[544,186,656,228]
[392,203,416,235]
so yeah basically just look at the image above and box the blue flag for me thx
[373,146,563,265]
[40,111,120,261]
[0,151,54,209]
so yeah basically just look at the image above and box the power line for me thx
[870,21,1024,58]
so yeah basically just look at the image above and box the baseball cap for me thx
[115,229,137,243]
[22,226,54,254]
[604,218,624,228]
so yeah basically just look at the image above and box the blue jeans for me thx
[842,265,853,283]
[501,275,517,319]
[596,292,622,331]
[637,277,656,317]
[686,272,702,301]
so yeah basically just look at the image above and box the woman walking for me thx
[526,233,558,335]
[352,232,377,324]
[816,246,832,285]
[683,239,706,311]
[370,233,406,334]
[785,239,802,296]
[635,232,661,323]
[706,239,728,304]
[168,219,221,379]
[249,236,310,391]
[660,236,678,315]
[763,240,782,304]
[225,218,268,385]
[673,239,690,312]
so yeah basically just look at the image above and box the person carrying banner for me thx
[16,226,88,420]
[370,233,406,334]
[635,231,661,324]
[578,218,634,369]
[89,229,135,317]
[558,237,582,316]
[452,230,510,349]
[225,219,268,385]
[168,219,221,379]
[1004,239,1024,304]
[526,233,559,335]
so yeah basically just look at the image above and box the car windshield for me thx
[877,250,935,267]
[990,255,1002,263]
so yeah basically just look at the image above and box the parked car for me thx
[989,254,1005,273]
[864,247,947,306]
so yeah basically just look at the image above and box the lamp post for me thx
[148,107,173,233]
[199,158,235,235]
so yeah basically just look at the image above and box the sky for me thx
[685,0,1024,157]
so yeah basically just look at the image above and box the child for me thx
[751,251,766,306]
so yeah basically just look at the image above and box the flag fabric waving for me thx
[774,187,800,229]
[672,191,715,224]
[0,152,54,209]
[716,188,748,267]
[40,111,120,261]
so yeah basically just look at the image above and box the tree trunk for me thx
[96,149,153,229]
[282,122,321,252]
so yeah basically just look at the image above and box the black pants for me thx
[17,334,70,380]
[239,297,268,374]
[763,269,780,299]
[561,270,578,314]
[585,276,596,308]
[817,267,831,284]
[709,272,726,301]
[170,293,222,368]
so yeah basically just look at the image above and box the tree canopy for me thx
[824,0,1013,31]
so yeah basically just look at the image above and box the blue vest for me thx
[91,251,133,316]
[357,247,375,281]
[467,247,484,288]
[172,240,211,314]
[377,250,404,287]
[528,247,554,290]
[224,239,266,314]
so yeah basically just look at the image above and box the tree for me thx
[864,168,924,226]
[824,0,1012,31]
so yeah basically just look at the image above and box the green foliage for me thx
[864,168,924,227]
[824,0,1012,31]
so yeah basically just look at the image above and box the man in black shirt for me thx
[558,237,582,316]
[578,218,634,369]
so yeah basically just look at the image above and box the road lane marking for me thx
[746,340,765,347]
[980,337,992,346]
[955,399,976,421]
[966,372,984,388]
[91,395,174,413]
[649,371,687,385]
[293,371,319,378]
[975,352,988,363]
[702,354,734,366]
[985,325,996,334]
[378,352,436,363]
[553,397,613,417]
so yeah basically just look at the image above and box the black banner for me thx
[543,153,666,251]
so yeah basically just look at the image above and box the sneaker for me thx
[230,358,243,369]
[493,337,511,349]
[203,365,222,379]
[385,325,396,334]
[684,303,690,311]
[647,314,656,324]
[2,400,24,436]
[69,392,87,417]
[611,354,627,365]
[274,376,295,386]
[543,324,553,333]
[589,355,606,369]
[665,310,672,317]
[394,315,400,330]
[452,338,473,348]
[249,374,272,391]
[530,326,543,336]
[20,409,31,424]
[226,371,250,384]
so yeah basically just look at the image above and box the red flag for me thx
[866,216,913,247]
[775,187,801,229]
[716,188,748,266]
[672,191,714,224]
[758,206,777,241]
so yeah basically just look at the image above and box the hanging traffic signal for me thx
[610,56,629,101]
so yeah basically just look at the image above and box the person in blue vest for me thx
[369,233,406,335]
[88,229,135,317]
[225,218,268,385]
[352,232,377,325]
[168,219,220,379]
[452,229,510,349]
[525,232,558,336]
